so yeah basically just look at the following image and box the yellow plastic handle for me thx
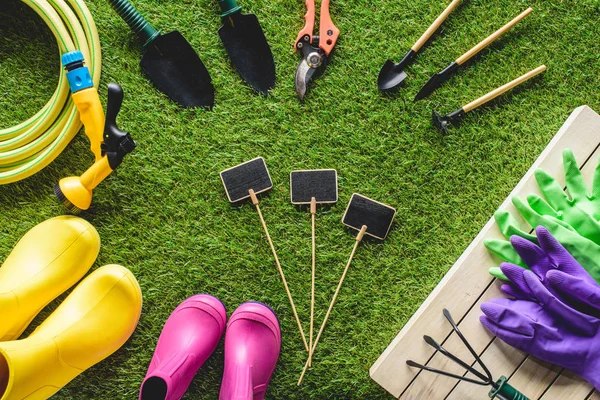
[71,88,105,161]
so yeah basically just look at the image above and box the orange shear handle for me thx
[319,0,339,55]
[295,0,315,48]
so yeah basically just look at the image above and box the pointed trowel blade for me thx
[219,13,276,94]
[141,31,215,109]
[414,61,459,102]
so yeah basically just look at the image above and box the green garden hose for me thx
[0,0,101,184]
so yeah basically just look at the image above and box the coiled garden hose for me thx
[0,0,101,184]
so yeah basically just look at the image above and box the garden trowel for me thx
[107,0,215,108]
[218,0,276,94]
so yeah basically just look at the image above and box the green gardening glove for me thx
[531,148,600,243]
[484,196,600,283]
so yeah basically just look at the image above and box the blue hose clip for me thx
[62,51,93,93]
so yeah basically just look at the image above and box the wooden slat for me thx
[541,371,594,400]
[370,106,600,398]
[589,391,600,400]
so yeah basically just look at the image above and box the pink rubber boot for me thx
[219,302,281,400]
[140,294,227,400]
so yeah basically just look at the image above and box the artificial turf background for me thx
[1,0,600,398]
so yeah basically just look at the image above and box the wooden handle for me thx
[253,192,309,352]
[463,65,546,112]
[456,8,532,65]
[412,0,461,52]
[298,225,368,385]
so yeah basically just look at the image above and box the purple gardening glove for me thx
[500,226,600,316]
[480,270,600,390]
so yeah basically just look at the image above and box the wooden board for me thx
[370,105,600,399]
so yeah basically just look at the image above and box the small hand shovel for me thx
[107,0,215,108]
[218,0,276,94]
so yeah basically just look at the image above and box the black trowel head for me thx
[219,13,276,94]
[377,59,408,92]
[141,31,215,108]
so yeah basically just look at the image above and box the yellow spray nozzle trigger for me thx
[56,83,136,214]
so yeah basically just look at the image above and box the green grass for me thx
[1,0,600,398]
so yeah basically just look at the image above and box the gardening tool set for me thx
[380,2,546,133]
[2,0,573,397]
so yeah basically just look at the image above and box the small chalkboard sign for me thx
[290,169,338,204]
[220,157,273,202]
[342,194,396,240]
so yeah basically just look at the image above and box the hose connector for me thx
[62,51,93,93]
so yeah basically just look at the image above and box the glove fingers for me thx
[563,148,589,202]
[489,267,509,281]
[501,263,537,296]
[509,235,553,278]
[524,271,595,334]
[535,168,569,210]
[501,283,532,300]
[546,270,600,313]
[480,302,535,336]
[479,316,531,349]
[485,239,526,267]
[494,210,537,242]
[526,194,559,219]
[536,226,588,278]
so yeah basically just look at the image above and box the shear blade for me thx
[295,59,318,100]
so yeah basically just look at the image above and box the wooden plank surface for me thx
[370,106,600,399]
[540,371,594,400]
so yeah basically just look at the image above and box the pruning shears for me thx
[294,0,339,100]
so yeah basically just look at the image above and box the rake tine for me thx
[406,360,490,386]
[423,335,489,382]
[443,308,494,383]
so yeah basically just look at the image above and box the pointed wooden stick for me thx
[298,225,368,384]
[308,197,317,367]
[250,189,309,352]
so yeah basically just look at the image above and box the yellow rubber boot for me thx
[0,216,100,341]
[0,264,143,400]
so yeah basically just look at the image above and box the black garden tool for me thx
[432,65,546,134]
[415,8,532,101]
[378,0,461,92]
[107,0,215,108]
[218,0,276,94]
[407,309,529,400]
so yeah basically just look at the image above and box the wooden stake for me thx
[308,197,317,367]
[298,225,368,385]
[249,189,309,352]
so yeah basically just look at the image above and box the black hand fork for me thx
[406,309,530,400]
